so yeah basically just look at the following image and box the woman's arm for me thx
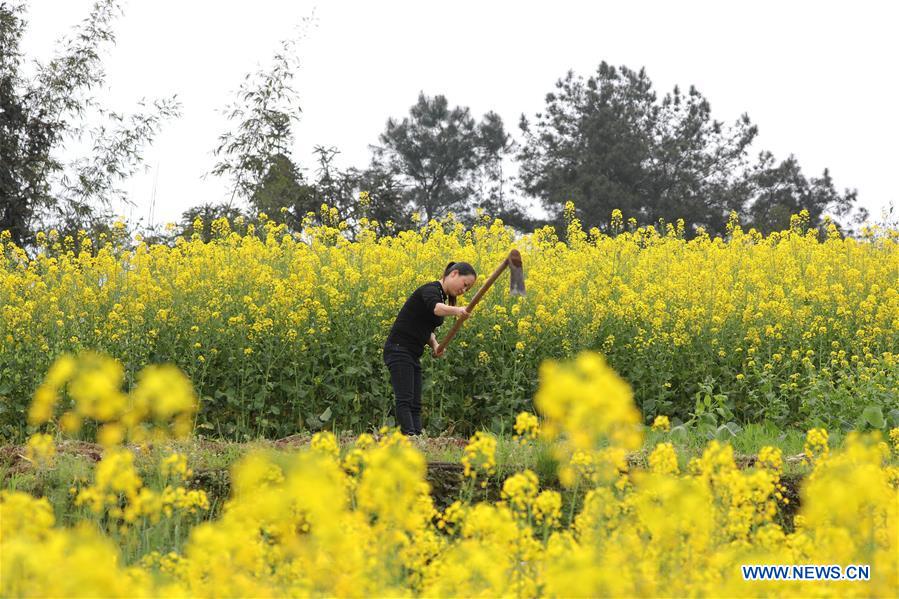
[429,332,445,357]
[434,302,469,319]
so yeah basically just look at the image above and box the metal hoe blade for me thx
[508,249,525,296]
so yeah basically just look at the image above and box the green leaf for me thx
[862,405,885,429]
[670,425,688,440]
[715,424,736,440]
[319,406,332,422]
[888,409,899,428]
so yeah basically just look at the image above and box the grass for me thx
[5,421,889,521]
[2,421,822,498]
[5,422,892,564]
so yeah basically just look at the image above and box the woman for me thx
[383,261,477,436]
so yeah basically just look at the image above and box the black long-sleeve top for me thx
[385,281,448,358]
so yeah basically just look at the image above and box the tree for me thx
[643,84,757,233]
[0,1,180,248]
[241,143,412,238]
[178,202,250,243]
[352,166,415,234]
[209,26,309,210]
[250,152,316,222]
[0,3,40,246]
[743,152,865,234]
[370,92,523,225]
[285,146,414,236]
[518,62,757,235]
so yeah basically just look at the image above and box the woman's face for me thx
[447,271,476,296]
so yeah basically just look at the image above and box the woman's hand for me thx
[429,334,444,358]
[454,307,470,321]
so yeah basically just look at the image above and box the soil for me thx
[1,440,104,475]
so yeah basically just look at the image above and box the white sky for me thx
[19,0,899,228]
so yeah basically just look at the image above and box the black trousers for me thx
[383,342,422,435]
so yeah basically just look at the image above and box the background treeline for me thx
[1,0,872,252]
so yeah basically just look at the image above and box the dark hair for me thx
[441,261,477,306]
